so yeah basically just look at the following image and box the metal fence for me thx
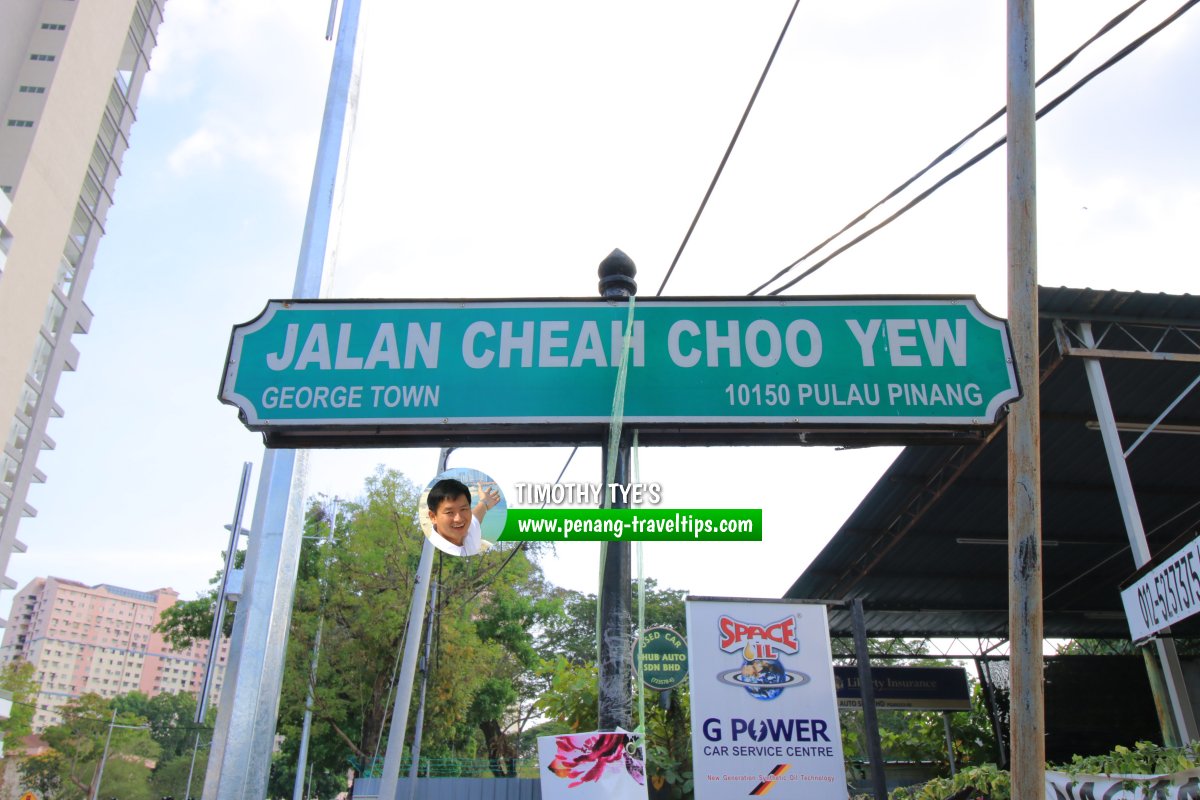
[349,756,540,779]
[350,776,541,800]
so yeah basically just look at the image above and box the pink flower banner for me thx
[537,730,648,800]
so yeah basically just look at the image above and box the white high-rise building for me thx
[0,0,168,609]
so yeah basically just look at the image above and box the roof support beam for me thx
[1078,321,1199,744]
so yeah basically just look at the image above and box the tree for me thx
[150,747,210,800]
[155,549,245,652]
[158,467,562,791]
[18,752,64,796]
[540,579,688,667]
[38,693,159,800]
[112,691,201,762]
[535,579,693,798]
[831,639,997,771]
[0,659,38,747]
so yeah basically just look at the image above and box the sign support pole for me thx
[851,599,888,800]
[205,2,363,798]
[1006,1,1045,797]
[942,712,957,777]
[598,250,637,732]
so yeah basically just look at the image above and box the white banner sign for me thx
[686,598,847,800]
[1046,768,1200,800]
[1120,536,1200,641]
[537,731,647,800]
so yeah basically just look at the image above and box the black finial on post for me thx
[598,249,637,298]
[596,247,636,733]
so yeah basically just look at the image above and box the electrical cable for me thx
[655,0,804,297]
[748,0,1151,296]
[752,0,1195,295]
[457,447,580,608]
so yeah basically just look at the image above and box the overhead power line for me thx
[752,0,1198,296]
[524,0,1196,600]
[655,0,804,297]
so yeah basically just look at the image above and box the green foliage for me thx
[37,693,159,799]
[834,640,997,771]
[0,659,38,745]
[644,687,694,799]
[112,691,204,761]
[890,763,1011,800]
[18,752,65,795]
[1052,741,1200,776]
[517,719,573,760]
[535,656,598,732]
[540,579,686,667]
[535,583,693,799]
[892,742,1200,800]
[150,748,210,799]
[262,468,562,789]
[154,549,244,651]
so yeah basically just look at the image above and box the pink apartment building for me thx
[0,576,228,730]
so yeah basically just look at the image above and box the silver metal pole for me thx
[942,712,957,777]
[206,449,311,798]
[1079,323,1199,743]
[1006,0,1045,797]
[186,730,203,800]
[197,463,253,726]
[407,581,438,800]
[293,616,325,800]
[294,500,337,800]
[379,448,451,800]
[91,604,143,800]
[205,1,364,797]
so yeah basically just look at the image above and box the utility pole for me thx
[294,498,337,800]
[379,448,452,800]
[91,601,145,800]
[597,249,636,732]
[1006,0,1044,797]
[407,581,438,799]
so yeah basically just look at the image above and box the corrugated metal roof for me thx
[787,287,1200,639]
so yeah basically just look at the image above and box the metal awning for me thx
[787,286,1200,640]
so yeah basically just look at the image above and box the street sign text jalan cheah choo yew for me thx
[219,296,1020,433]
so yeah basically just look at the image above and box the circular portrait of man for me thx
[418,467,507,557]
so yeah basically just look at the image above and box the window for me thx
[41,23,67,30]
[5,419,29,456]
[19,86,46,94]
[6,120,34,128]
[29,332,53,384]
[29,54,56,62]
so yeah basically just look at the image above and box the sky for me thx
[5,0,1198,612]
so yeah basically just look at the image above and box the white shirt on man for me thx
[429,516,482,557]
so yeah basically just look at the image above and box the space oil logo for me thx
[716,614,810,700]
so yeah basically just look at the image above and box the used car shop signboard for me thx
[685,598,846,799]
[220,297,1018,446]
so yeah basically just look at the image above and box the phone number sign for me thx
[219,296,1018,446]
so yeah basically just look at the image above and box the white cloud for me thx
[167,126,222,173]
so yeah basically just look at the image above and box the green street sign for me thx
[219,297,1018,446]
[636,626,689,691]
